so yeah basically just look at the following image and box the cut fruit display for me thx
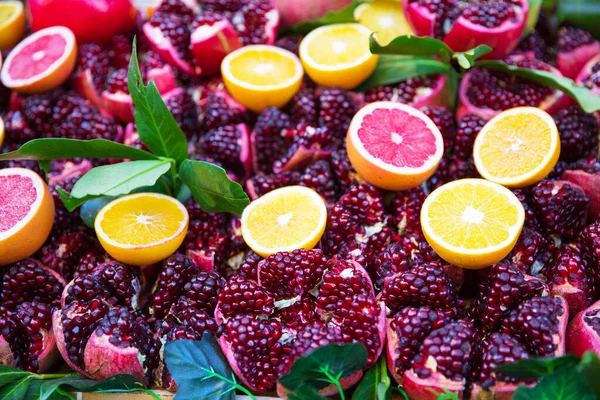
[0,1,26,50]
[94,193,189,266]
[0,115,4,148]
[346,101,444,190]
[421,178,525,269]
[221,45,303,112]
[0,26,76,93]
[241,185,327,257]
[299,23,378,89]
[355,0,412,45]
[0,168,55,265]
[473,107,560,188]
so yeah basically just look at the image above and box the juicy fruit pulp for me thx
[421,179,525,268]
[0,1,26,50]
[355,0,413,45]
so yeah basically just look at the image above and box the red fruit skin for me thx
[576,55,600,121]
[83,334,147,383]
[567,299,600,357]
[562,170,600,222]
[71,70,104,113]
[142,23,202,77]
[402,0,528,59]
[273,0,352,27]
[402,369,465,400]
[558,41,600,80]
[190,19,242,76]
[27,0,136,45]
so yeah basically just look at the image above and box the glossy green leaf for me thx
[352,356,391,400]
[577,352,600,397]
[369,34,453,61]
[526,0,544,34]
[0,139,158,161]
[128,40,189,164]
[497,355,579,378]
[287,384,328,400]
[355,55,448,91]
[474,60,600,113]
[288,0,360,34]
[40,374,148,400]
[557,0,600,40]
[453,45,492,69]
[513,368,595,400]
[178,159,249,215]
[0,376,34,400]
[0,366,32,388]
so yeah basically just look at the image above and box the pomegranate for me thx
[364,74,449,109]
[576,55,600,120]
[384,262,568,400]
[273,0,352,27]
[556,26,600,80]
[567,299,600,357]
[198,123,253,178]
[53,256,225,388]
[27,0,136,45]
[457,55,569,120]
[563,170,600,222]
[214,251,385,394]
[0,259,65,372]
[402,0,528,59]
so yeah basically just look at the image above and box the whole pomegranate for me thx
[27,0,136,45]
[273,0,353,27]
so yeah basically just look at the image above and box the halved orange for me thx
[0,115,4,149]
[0,168,55,265]
[241,186,327,257]
[95,193,189,266]
[347,101,444,190]
[473,107,560,188]
[221,45,303,112]
[299,23,378,89]
[1,26,77,94]
[421,178,525,269]
[355,0,412,45]
[0,1,25,50]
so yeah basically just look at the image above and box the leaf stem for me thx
[39,373,77,380]
[320,366,345,400]
[201,368,257,400]
[170,160,180,196]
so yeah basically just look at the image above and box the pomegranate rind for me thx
[346,101,444,191]
[576,55,600,120]
[402,369,465,400]
[562,170,600,222]
[558,41,600,80]
[0,168,55,265]
[142,23,202,77]
[83,333,148,384]
[191,19,242,76]
[0,26,77,94]
[102,91,135,123]
[567,299,600,357]
[273,0,353,27]
[71,69,104,111]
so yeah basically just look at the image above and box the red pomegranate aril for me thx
[557,26,600,79]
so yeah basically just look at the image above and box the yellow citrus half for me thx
[0,115,4,149]
[0,168,55,265]
[241,186,327,257]
[473,107,560,188]
[0,1,25,50]
[355,0,412,45]
[95,193,189,266]
[299,23,378,89]
[421,178,525,269]
[221,44,303,112]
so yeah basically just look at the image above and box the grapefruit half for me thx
[346,101,444,190]
[0,168,55,265]
[1,26,76,93]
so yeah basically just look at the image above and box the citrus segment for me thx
[0,1,25,50]
[222,45,303,112]
[299,23,378,89]
[0,168,55,265]
[421,179,525,269]
[473,107,560,188]
[241,186,327,257]
[347,101,444,190]
[355,0,412,45]
[95,193,189,266]
[0,26,77,93]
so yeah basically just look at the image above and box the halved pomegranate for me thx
[214,251,385,395]
[557,26,600,80]
[364,74,449,109]
[402,0,528,59]
[457,55,569,120]
[576,55,600,120]
[567,299,600,357]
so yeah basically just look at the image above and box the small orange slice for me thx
[241,186,327,257]
[222,45,303,112]
[1,26,77,94]
[299,23,378,89]
[421,178,525,269]
[355,0,412,45]
[0,1,25,50]
[473,107,560,188]
[0,168,55,265]
[95,193,189,266]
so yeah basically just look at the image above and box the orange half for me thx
[0,1,25,50]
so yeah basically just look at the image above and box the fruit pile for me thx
[0,0,599,399]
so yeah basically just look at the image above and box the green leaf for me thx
[447,66,459,110]
[452,45,492,69]
[557,0,600,40]
[355,55,449,92]
[0,139,158,162]
[513,368,595,400]
[128,40,188,164]
[164,335,236,400]
[497,355,579,378]
[287,384,328,400]
[279,343,368,392]
[289,0,360,34]
[474,60,600,113]
[60,160,172,211]
[0,376,35,400]
[178,159,249,215]
[577,352,600,397]
[0,366,33,387]
[40,374,147,400]
[352,355,391,400]
[526,0,544,34]
[369,34,453,62]
[38,160,51,177]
